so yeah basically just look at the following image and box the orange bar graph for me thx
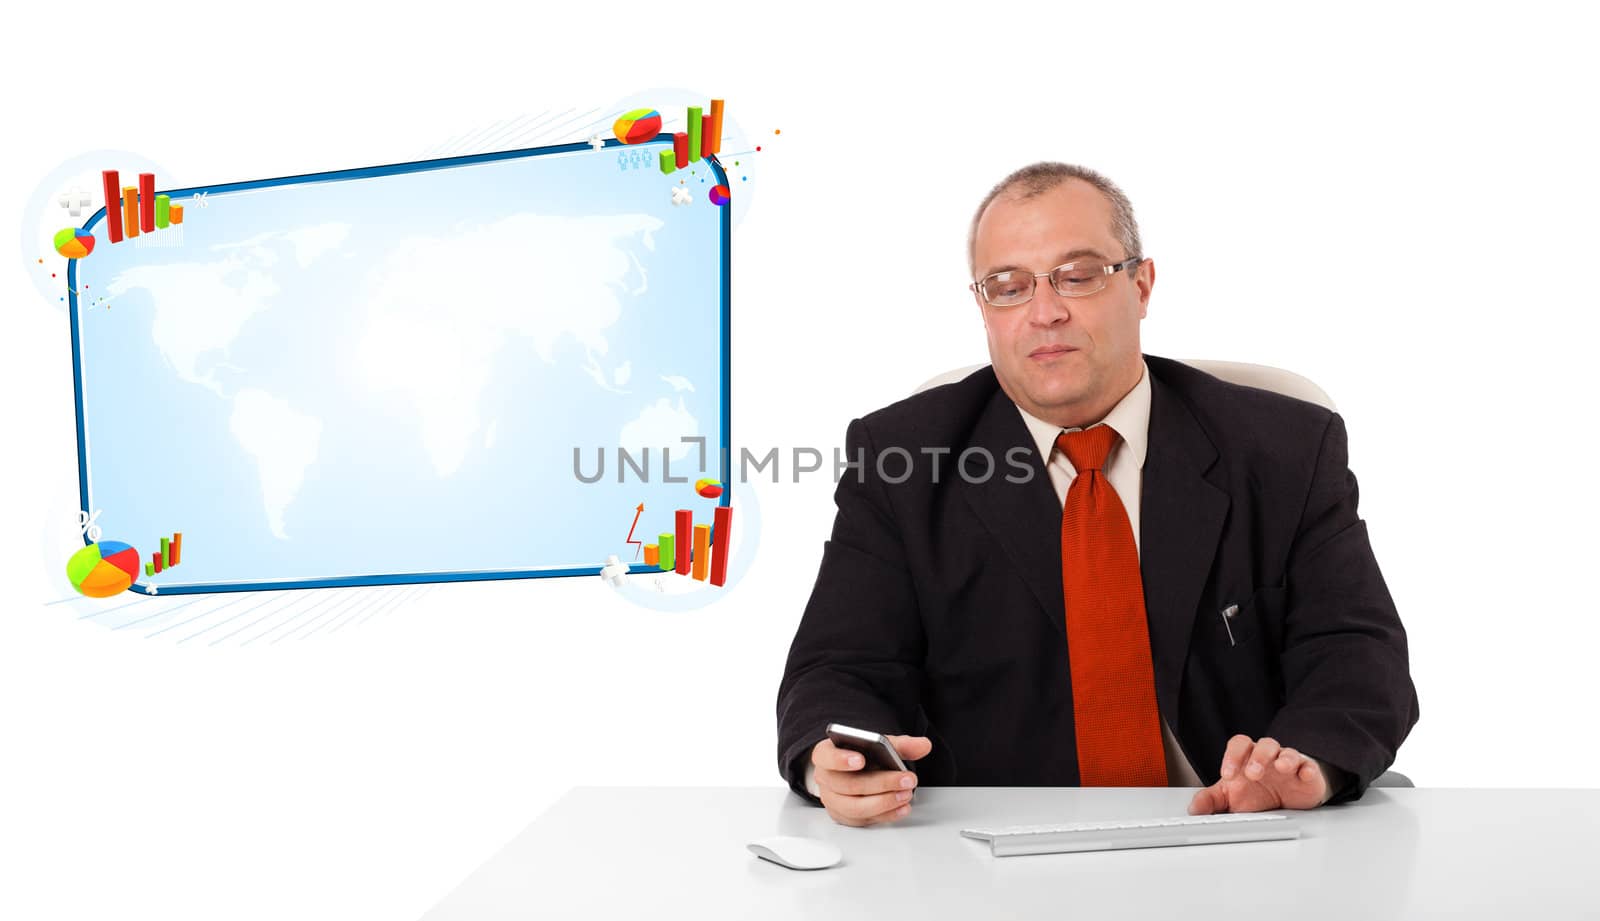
[692,524,710,581]
[707,99,724,155]
[171,532,182,566]
[170,203,184,224]
[122,187,140,238]
[643,544,658,567]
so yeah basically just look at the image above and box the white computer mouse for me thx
[747,835,843,870]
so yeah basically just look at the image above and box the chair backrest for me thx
[913,359,1336,411]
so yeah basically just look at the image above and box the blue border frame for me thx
[68,136,732,595]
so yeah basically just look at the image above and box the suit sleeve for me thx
[775,416,928,803]
[1266,412,1420,804]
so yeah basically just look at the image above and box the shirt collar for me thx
[1014,360,1151,470]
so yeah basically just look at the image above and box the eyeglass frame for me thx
[969,255,1145,307]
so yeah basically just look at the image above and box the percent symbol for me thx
[76,509,103,542]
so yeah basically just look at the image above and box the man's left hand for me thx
[1188,735,1330,815]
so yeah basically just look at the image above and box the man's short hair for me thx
[967,162,1143,277]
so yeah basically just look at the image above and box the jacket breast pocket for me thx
[1216,583,1286,650]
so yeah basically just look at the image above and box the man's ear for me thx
[1136,258,1156,318]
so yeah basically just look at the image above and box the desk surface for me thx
[421,786,1599,920]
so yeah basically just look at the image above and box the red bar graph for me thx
[151,550,164,574]
[675,509,692,575]
[138,173,156,232]
[673,132,688,168]
[710,505,732,587]
[102,170,124,243]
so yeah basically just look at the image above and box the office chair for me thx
[911,359,1416,791]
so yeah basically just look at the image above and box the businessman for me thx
[776,162,1418,827]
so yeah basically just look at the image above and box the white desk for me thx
[420,786,1599,920]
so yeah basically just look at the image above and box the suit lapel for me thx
[1140,365,1229,734]
[957,384,1067,642]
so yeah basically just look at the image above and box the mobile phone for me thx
[826,723,910,772]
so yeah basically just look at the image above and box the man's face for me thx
[971,179,1153,428]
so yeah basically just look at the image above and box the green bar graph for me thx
[145,562,154,576]
[659,149,677,175]
[160,537,170,567]
[155,194,171,229]
[658,533,675,571]
[687,106,702,162]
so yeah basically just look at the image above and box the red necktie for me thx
[1056,425,1168,786]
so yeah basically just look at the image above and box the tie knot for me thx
[1056,425,1118,472]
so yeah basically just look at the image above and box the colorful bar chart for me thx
[144,531,184,576]
[99,169,182,242]
[635,506,734,587]
[655,100,725,175]
[121,187,139,239]
[102,170,124,243]
[138,173,156,232]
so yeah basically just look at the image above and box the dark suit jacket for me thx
[776,355,1418,805]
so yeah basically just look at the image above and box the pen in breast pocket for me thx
[1220,604,1239,647]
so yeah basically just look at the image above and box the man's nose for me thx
[1026,278,1072,325]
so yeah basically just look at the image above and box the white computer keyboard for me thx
[961,812,1301,857]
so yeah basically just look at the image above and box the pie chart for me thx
[67,540,141,597]
[53,227,96,260]
[613,108,662,145]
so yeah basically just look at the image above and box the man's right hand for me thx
[810,735,933,827]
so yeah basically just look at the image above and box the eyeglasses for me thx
[970,256,1144,308]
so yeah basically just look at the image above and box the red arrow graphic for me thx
[625,503,645,559]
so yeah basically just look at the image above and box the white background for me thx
[2,2,1597,919]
